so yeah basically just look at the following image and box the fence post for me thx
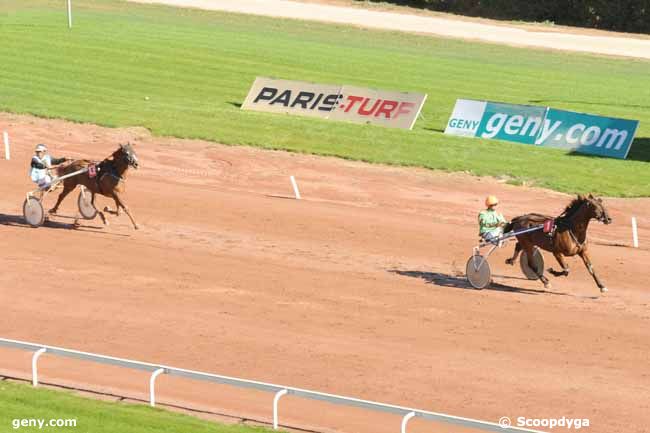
[401,411,416,433]
[273,389,288,429]
[31,348,47,387]
[149,368,165,407]
[632,217,639,248]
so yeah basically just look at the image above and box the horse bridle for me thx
[122,149,138,168]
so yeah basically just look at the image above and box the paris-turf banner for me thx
[242,77,427,130]
[444,99,639,159]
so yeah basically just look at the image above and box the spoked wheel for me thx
[520,248,545,280]
[77,187,97,220]
[23,197,45,227]
[466,254,491,289]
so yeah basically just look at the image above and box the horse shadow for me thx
[389,269,571,296]
[0,213,128,237]
[0,213,72,230]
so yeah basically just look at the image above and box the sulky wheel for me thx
[520,248,545,280]
[466,254,491,289]
[23,197,45,227]
[77,188,97,220]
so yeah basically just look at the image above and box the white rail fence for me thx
[0,337,546,433]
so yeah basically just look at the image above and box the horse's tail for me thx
[504,215,531,233]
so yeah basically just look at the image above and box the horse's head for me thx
[115,143,139,169]
[583,194,612,225]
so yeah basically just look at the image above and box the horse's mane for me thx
[559,196,587,219]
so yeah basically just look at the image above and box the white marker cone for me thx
[3,131,9,160]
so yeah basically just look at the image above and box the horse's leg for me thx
[103,197,121,216]
[112,192,139,230]
[101,179,120,216]
[505,241,522,265]
[91,193,109,226]
[578,249,607,293]
[49,183,75,214]
[549,252,570,277]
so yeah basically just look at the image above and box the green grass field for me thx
[0,380,273,433]
[1,0,649,196]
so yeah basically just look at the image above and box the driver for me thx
[30,144,69,189]
[478,195,506,243]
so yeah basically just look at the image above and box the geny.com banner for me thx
[445,99,639,159]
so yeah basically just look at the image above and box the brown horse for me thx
[49,143,140,229]
[504,194,612,293]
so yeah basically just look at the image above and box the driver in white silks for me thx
[30,144,69,189]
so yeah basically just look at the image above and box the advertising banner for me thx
[476,102,547,145]
[242,77,427,130]
[241,77,341,119]
[539,108,639,159]
[444,99,639,159]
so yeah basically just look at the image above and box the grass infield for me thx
[1,0,649,196]
[0,380,274,433]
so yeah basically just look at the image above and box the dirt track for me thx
[130,0,650,59]
[0,113,649,432]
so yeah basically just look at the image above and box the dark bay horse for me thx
[49,143,140,229]
[504,194,612,293]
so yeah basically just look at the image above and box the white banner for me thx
[444,99,486,137]
[242,77,426,130]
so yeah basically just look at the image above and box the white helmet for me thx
[35,144,48,152]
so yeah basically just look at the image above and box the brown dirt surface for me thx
[1,112,649,433]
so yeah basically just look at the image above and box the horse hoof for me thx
[544,283,552,289]
[600,287,608,293]
[48,209,57,215]
[505,259,514,265]
[134,224,140,230]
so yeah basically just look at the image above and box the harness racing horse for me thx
[504,194,612,293]
[49,143,140,229]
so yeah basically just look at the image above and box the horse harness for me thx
[94,159,124,194]
[554,217,587,252]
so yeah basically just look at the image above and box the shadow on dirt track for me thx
[389,269,573,296]
[0,212,72,230]
[0,213,129,237]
